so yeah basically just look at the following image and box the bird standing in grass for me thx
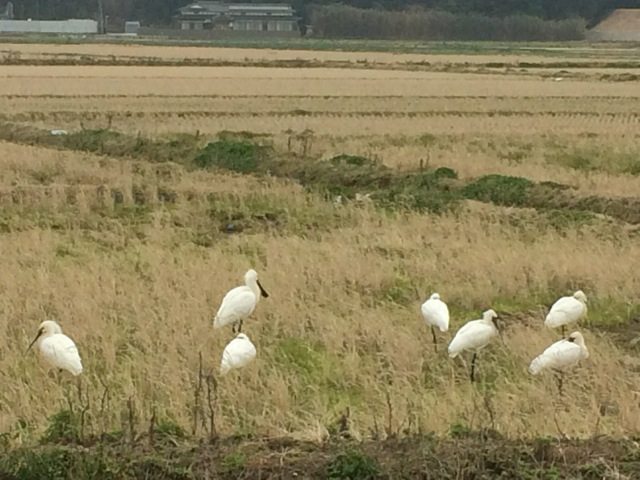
[448,309,500,382]
[220,333,257,375]
[421,293,449,352]
[213,269,269,333]
[27,320,83,377]
[545,290,587,337]
[529,331,589,395]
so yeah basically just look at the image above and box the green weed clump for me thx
[0,447,117,480]
[60,129,200,164]
[193,139,271,173]
[327,449,379,480]
[40,410,80,445]
[462,174,533,206]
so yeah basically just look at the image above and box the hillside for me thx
[588,8,640,41]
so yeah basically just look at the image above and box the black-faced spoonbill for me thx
[421,293,449,352]
[448,309,500,382]
[27,320,83,376]
[220,333,257,375]
[213,269,269,333]
[529,331,589,395]
[545,290,587,337]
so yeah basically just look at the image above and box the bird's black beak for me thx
[257,279,269,298]
[26,330,43,353]
[493,317,505,342]
[567,336,576,343]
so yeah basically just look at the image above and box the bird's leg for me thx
[231,323,237,335]
[237,320,243,333]
[561,325,566,338]
[470,353,478,383]
[431,326,438,353]
[555,372,564,397]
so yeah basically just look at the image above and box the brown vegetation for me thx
[1,41,640,478]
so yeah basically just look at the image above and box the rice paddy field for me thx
[1,39,640,478]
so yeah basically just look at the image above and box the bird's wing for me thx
[448,320,494,357]
[545,297,585,327]
[529,341,583,374]
[40,334,83,376]
[220,338,257,375]
[421,299,449,332]
[214,287,256,328]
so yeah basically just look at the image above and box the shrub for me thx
[327,449,379,480]
[221,451,247,474]
[329,154,378,167]
[40,410,79,445]
[193,140,269,173]
[462,174,533,206]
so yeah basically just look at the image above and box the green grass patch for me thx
[462,174,533,206]
[327,449,379,480]
[193,139,271,173]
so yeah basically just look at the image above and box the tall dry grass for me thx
[0,48,639,445]
[0,142,639,443]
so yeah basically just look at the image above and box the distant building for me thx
[124,21,141,34]
[176,2,299,33]
[0,19,98,34]
[587,9,640,41]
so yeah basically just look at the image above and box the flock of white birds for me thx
[26,269,589,394]
[422,290,589,388]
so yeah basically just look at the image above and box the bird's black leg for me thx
[431,326,438,353]
[231,323,237,334]
[556,372,564,396]
[561,325,566,338]
[237,320,243,333]
[470,352,478,382]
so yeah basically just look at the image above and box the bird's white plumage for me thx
[213,269,267,329]
[545,290,587,329]
[220,333,257,375]
[448,309,499,358]
[529,331,589,375]
[421,293,449,332]
[29,321,83,376]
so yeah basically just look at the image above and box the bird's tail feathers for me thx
[528,356,544,375]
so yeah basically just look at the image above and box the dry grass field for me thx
[1,40,640,478]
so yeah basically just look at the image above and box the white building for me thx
[176,2,299,33]
[0,18,98,34]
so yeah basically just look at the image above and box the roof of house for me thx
[591,8,640,32]
[178,2,294,16]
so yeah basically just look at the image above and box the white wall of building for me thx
[0,19,98,33]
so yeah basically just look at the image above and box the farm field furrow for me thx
[4,42,639,64]
[2,95,640,115]
[2,66,640,97]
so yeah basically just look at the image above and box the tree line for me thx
[2,0,639,29]
[311,5,586,41]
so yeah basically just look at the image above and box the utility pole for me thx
[97,0,105,33]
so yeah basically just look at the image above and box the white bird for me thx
[421,292,449,351]
[529,331,589,395]
[545,290,587,336]
[220,333,257,375]
[27,320,83,376]
[448,309,500,382]
[213,269,269,333]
